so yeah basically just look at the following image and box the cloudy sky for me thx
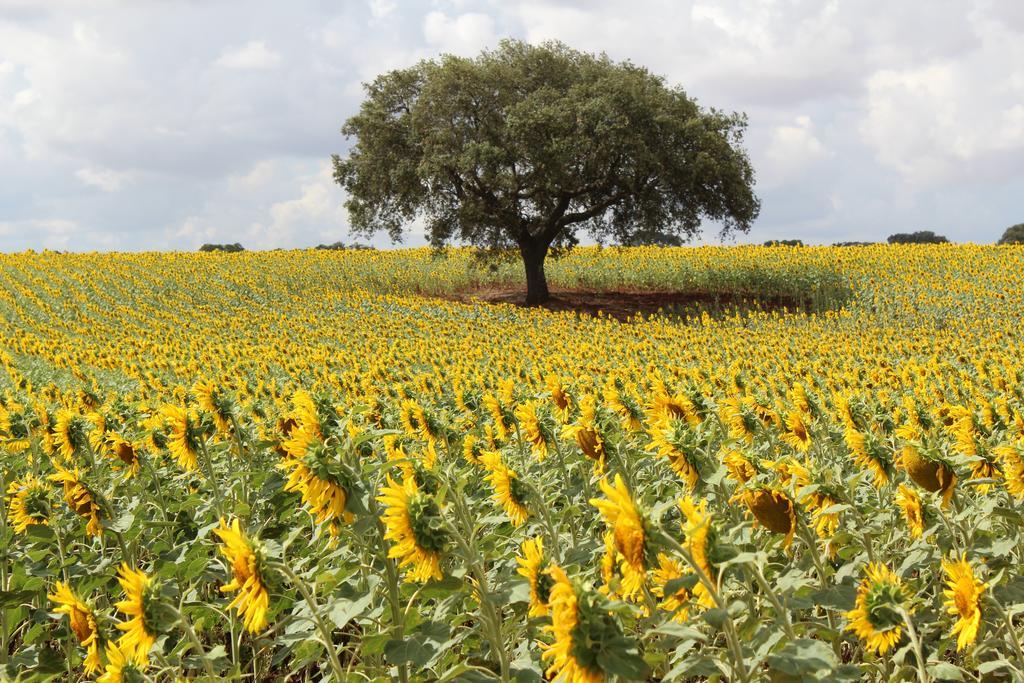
[1,0,1022,251]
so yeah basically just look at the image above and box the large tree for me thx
[997,223,1024,245]
[333,40,760,303]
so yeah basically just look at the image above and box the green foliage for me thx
[996,223,1024,245]
[333,39,759,302]
[314,241,374,251]
[616,229,686,247]
[198,243,245,253]
[764,239,804,247]
[886,231,949,245]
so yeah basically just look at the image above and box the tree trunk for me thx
[520,242,550,305]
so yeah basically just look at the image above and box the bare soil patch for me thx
[441,285,816,322]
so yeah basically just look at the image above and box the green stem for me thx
[142,456,177,550]
[551,435,577,549]
[271,562,346,680]
[990,598,1024,667]
[197,437,226,516]
[797,519,840,654]
[745,562,796,641]
[900,607,930,683]
[228,413,250,510]
[523,479,562,564]
[450,494,511,682]
[170,603,218,680]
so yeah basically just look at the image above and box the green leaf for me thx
[384,638,432,667]
[927,662,964,681]
[326,592,373,630]
[420,575,464,599]
[810,583,857,611]
[508,579,531,605]
[766,639,836,676]
[595,648,649,680]
[978,659,1010,675]
[702,608,728,629]
[651,622,707,641]
[383,621,451,667]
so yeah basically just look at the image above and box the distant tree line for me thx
[199,243,245,252]
[314,241,375,250]
[196,242,377,252]
[886,231,949,245]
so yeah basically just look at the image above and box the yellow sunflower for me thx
[377,475,446,583]
[845,563,911,656]
[514,401,549,461]
[720,448,757,485]
[651,553,691,622]
[52,409,98,461]
[598,531,618,599]
[734,486,796,548]
[603,378,644,432]
[894,484,925,540]
[781,410,812,452]
[462,434,483,465]
[648,385,700,427]
[97,640,147,683]
[281,390,321,458]
[647,418,700,490]
[545,374,573,421]
[480,451,530,527]
[482,393,514,441]
[105,433,141,478]
[562,394,606,475]
[400,399,443,447]
[6,474,50,534]
[719,396,758,443]
[213,518,270,633]
[0,404,31,453]
[159,404,202,472]
[679,496,717,609]
[843,426,890,488]
[540,566,605,683]
[49,465,104,537]
[942,554,986,652]
[279,442,355,536]
[515,537,553,617]
[993,443,1024,498]
[194,378,233,434]
[901,444,956,507]
[590,474,647,600]
[113,564,159,663]
[49,581,102,673]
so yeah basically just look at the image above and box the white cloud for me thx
[369,0,397,20]
[423,11,496,54]
[860,16,1024,188]
[0,218,107,250]
[214,41,282,70]
[75,166,132,192]
[761,115,828,186]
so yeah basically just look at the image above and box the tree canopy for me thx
[333,39,760,303]
[997,223,1024,245]
[887,231,950,245]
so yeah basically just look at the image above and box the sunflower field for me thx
[1,244,1024,682]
